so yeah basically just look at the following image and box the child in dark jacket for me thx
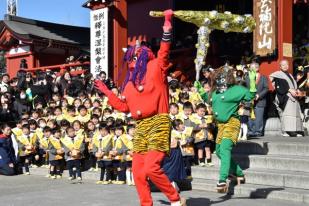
[0,124,16,176]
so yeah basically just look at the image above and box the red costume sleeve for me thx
[105,92,130,113]
[157,41,172,75]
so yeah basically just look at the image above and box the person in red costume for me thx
[95,9,186,206]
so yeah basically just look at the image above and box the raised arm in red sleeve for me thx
[158,9,173,74]
[106,92,129,113]
[94,80,129,113]
[157,41,172,74]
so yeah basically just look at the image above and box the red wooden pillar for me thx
[259,0,293,79]
[112,1,128,86]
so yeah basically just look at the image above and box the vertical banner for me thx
[253,0,277,56]
[90,7,108,77]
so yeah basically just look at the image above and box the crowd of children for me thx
[3,70,221,186]
[9,92,136,185]
[2,60,277,189]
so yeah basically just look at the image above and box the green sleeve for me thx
[201,92,209,102]
[226,85,254,102]
[242,87,255,102]
[194,81,205,96]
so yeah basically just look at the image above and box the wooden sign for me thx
[283,42,292,57]
[253,0,277,56]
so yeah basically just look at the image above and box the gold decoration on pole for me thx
[150,10,256,80]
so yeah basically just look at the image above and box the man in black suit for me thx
[246,63,269,137]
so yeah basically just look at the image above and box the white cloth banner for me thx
[90,7,108,77]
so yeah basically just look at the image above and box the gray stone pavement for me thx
[0,175,307,206]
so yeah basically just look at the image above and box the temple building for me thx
[0,0,307,83]
[0,14,90,77]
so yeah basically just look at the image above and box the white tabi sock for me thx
[126,170,131,183]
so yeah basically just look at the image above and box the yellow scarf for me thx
[191,115,206,142]
[12,128,23,137]
[87,130,99,150]
[119,134,133,150]
[112,112,126,121]
[171,127,193,141]
[171,127,194,155]
[55,115,64,122]
[61,136,83,150]
[39,136,49,149]
[113,135,129,160]
[64,114,76,123]
[49,137,63,160]
[35,129,49,149]
[76,129,86,138]
[17,134,37,155]
[169,112,183,121]
[93,134,112,150]
[50,137,62,149]
[205,115,213,124]
[93,134,113,160]
[189,91,203,105]
[17,134,37,146]
[65,96,75,105]
[36,128,43,139]
[77,114,91,123]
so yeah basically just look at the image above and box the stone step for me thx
[211,154,309,172]
[192,178,309,204]
[192,166,309,190]
[233,136,309,156]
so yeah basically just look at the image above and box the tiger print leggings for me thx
[133,114,171,154]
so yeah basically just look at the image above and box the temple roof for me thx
[0,15,90,46]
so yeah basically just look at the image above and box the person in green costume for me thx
[210,66,254,193]
[194,80,211,103]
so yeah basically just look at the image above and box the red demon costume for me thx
[95,10,185,206]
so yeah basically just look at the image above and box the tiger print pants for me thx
[132,114,180,205]
[133,114,171,153]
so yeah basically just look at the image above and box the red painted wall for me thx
[127,0,173,44]
[5,52,35,77]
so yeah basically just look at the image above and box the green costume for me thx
[194,80,209,103]
[211,85,254,183]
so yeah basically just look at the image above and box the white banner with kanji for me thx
[90,7,108,77]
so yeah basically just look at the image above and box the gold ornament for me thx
[150,10,256,81]
[149,10,255,32]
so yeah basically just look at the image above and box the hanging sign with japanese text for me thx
[90,7,108,76]
[253,0,277,56]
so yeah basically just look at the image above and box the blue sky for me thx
[0,0,90,27]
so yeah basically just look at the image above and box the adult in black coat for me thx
[0,93,19,124]
[17,73,50,107]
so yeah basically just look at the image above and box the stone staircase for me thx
[191,136,309,204]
